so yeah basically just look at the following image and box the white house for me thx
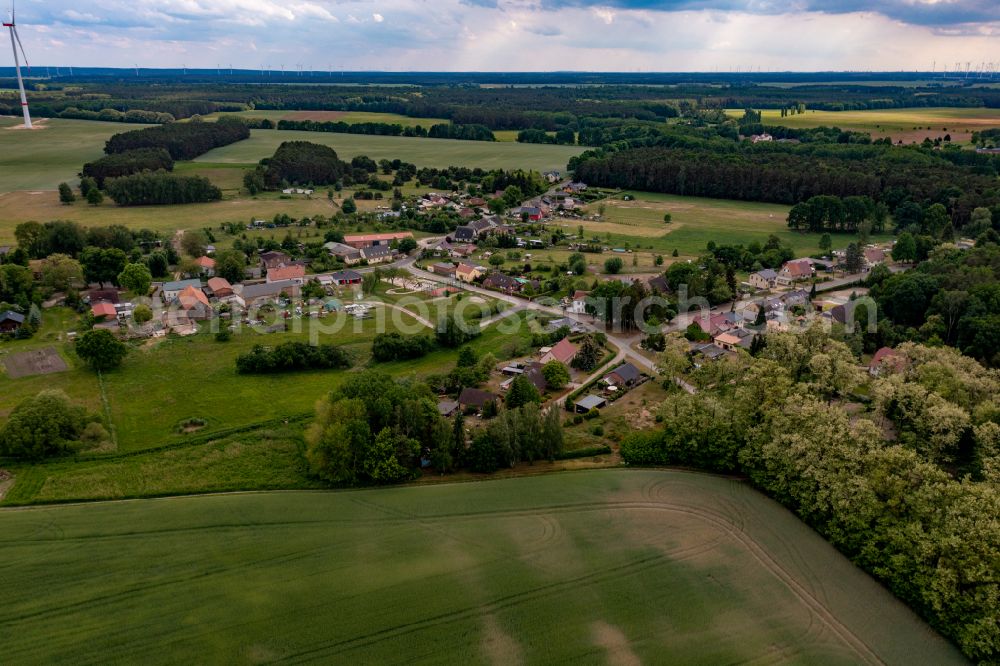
[749,269,778,290]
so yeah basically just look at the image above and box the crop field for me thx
[726,107,1000,144]
[195,129,584,172]
[0,116,153,192]
[0,469,964,664]
[578,191,892,257]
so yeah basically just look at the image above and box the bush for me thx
[215,329,232,342]
[584,408,600,420]
[0,390,89,459]
[371,332,433,361]
[554,445,612,460]
[235,342,351,374]
[604,257,624,274]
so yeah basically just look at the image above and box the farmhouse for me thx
[361,245,395,265]
[0,310,25,332]
[864,247,886,267]
[323,242,363,265]
[540,337,578,365]
[194,256,216,276]
[175,285,212,320]
[777,259,814,286]
[482,273,522,293]
[259,251,292,270]
[749,269,778,290]
[267,265,306,284]
[604,362,641,388]
[693,311,743,337]
[206,277,234,299]
[161,278,202,302]
[343,232,413,249]
[430,262,458,278]
[239,280,300,306]
[567,290,588,314]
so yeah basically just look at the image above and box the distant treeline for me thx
[275,119,428,136]
[104,172,221,206]
[56,107,176,124]
[82,149,174,187]
[236,342,351,374]
[516,128,576,145]
[104,118,250,160]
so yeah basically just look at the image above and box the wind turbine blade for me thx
[13,25,30,71]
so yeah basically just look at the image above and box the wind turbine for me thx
[3,0,32,128]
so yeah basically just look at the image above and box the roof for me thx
[177,285,210,309]
[647,275,669,293]
[343,232,413,243]
[869,347,907,372]
[454,226,476,240]
[546,337,578,364]
[572,290,589,300]
[456,262,480,277]
[483,273,520,291]
[781,258,813,278]
[194,256,216,269]
[753,268,778,280]
[608,362,640,384]
[458,387,496,408]
[715,332,742,346]
[330,270,363,283]
[1,310,25,323]
[324,242,362,257]
[437,400,459,416]
[91,302,117,318]
[241,280,299,301]
[162,278,202,293]
[575,395,607,410]
[432,262,457,273]
[207,277,233,292]
[268,265,305,281]
[864,247,886,263]
[362,245,393,259]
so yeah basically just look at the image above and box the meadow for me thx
[0,116,152,191]
[573,191,885,258]
[196,128,583,172]
[0,469,965,664]
[726,106,1000,144]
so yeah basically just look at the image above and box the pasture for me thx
[574,191,880,257]
[195,128,584,172]
[0,470,964,664]
[0,116,152,192]
[727,107,1000,144]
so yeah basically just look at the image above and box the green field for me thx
[0,469,964,664]
[196,128,583,172]
[0,116,153,191]
[207,110,451,129]
[575,191,883,258]
[726,106,1000,144]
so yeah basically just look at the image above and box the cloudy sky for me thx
[9,0,1000,71]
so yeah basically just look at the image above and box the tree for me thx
[80,246,128,285]
[604,257,624,274]
[214,249,246,284]
[571,334,604,371]
[86,188,104,206]
[117,262,152,296]
[457,346,478,368]
[180,230,208,258]
[146,251,170,278]
[397,237,417,254]
[489,254,505,267]
[341,198,357,214]
[844,243,864,274]
[132,304,153,324]
[75,329,128,371]
[78,176,97,197]
[506,375,541,409]
[663,213,672,224]
[542,361,570,389]
[892,232,917,263]
[58,182,76,205]
[365,428,416,484]
[0,390,88,460]
[39,254,83,292]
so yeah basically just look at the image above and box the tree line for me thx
[104,172,221,206]
[81,148,175,188]
[104,118,250,160]
[235,342,352,374]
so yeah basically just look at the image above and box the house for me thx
[546,317,587,334]
[267,265,305,284]
[437,400,460,417]
[565,182,588,193]
[693,311,743,337]
[361,245,395,265]
[483,273,523,293]
[329,270,363,286]
[749,269,778,290]
[194,256,216,277]
[259,251,291,270]
[540,337,578,365]
[175,285,212,320]
[647,275,669,294]
[543,170,561,183]
[869,347,907,376]
[567,290,588,314]
[691,342,729,362]
[574,394,607,413]
[239,280,300,306]
[605,362,641,388]
[455,263,484,283]
[449,244,476,259]
[781,289,811,309]
[863,247,886,267]
[458,387,497,413]
[514,206,543,221]
[0,310,24,332]
[161,278,202,302]
[751,133,774,143]
[323,242,363,265]
[453,225,477,243]
[91,302,117,320]
[777,259,814,286]
[430,262,458,278]
[206,277,234,299]
[713,331,749,352]
[343,232,413,250]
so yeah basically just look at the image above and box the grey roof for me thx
[608,362,641,384]
[437,400,459,416]
[575,395,607,410]
[454,226,477,241]
[362,245,393,259]
[162,278,202,293]
[241,280,299,301]
[1,310,25,323]
[754,269,778,280]
[324,242,361,258]
[330,270,363,283]
[459,387,496,408]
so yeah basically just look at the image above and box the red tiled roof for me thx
[546,337,578,364]
[268,265,305,281]
[194,256,215,268]
[91,302,116,318]
[177,285,210,309]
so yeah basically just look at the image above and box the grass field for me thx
[0,116,153,192]
[207,110,451,129]
[726,106,1000,144]
[574,191,887,258]
[196,128,583,172]
[0,469,964,664]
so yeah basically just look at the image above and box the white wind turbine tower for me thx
[3,0,32,128]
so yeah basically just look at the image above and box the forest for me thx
[103,118,250,160]
[81,149,175,188]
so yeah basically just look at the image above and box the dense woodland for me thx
[103,118,249,160]
[81,149,175,187]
